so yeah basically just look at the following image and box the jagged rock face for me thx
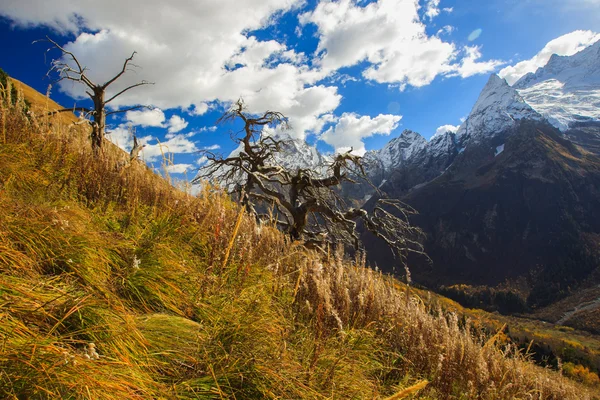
[359,75,544,201]
[361,130,427,184]
[455,74,543,145]
[365,122,600,308]
[363,130,427,171]
[514,40,600,132]
[272,134,329,174]
[380,130,459,196]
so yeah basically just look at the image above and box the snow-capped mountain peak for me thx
[364,129,427,171]
[271,133,327,174]
[456,74,542,142]
[513,39,600,131]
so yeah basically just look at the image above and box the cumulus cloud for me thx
[424,0,452,21]
[320,113,402,155]
[0,0,502,149]
[166,163,194,174]
[141,134,199,162]
[106,124,135,151]
[424,0,441,20]
[0,0,340,139]
[300,0,500,89]
[196,156,209,166]
[499,30,600,85]
[449,46,504,79]
[106,122,198,161]
[126,108,165,127]
[167,115,188,134]
[190,103,210,116]
[437,25,455,37]
[199,126,218,133]
[126,108,189,137]
[432,124,459,139]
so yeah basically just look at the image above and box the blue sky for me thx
[0,0,598,178]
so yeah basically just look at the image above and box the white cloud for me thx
[189,103,210,116]
[106,124,134,151]
[140,134,199,162]
[436,25,455,37]
[300,0,501,89]
[126,108,165,127]
[424,0,453,20]
[126,108,189,138]
[0,0,501,149]
[449,46,504,78]
[166,163,194,174]
[424,0,441,20]
[499,30,600,85]
[196,156,209,166]
[199,126,218,132]
[202,144,221,151]
[167,115,188,134]
[432,124,459,139]
[320,112,402,155]
[0,0,340,139]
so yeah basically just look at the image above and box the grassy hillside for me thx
[0,77,597,399]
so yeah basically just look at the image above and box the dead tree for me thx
[39,37,153,152]
[195,99,425,265]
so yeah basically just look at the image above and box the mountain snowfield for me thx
[514,39,600,131]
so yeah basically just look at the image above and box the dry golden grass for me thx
[0,80,597,399]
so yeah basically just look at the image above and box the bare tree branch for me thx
[104,81,154,104]
[105,105,152,116]
[195,99,427,271]
[102,51,137,89]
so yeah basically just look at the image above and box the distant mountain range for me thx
[361,39,600,310]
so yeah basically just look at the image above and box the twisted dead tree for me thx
[39,37,153,152]
[195,100,425,266]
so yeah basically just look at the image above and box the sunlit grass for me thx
[0,77,596,399]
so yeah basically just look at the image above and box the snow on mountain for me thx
[456,74,542,143]
[514,40,600,131]
[363,129,427,172]
[272,134,329,174]
[208,41,599,199]
[428,129,457,158]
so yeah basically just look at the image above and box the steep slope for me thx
[456,74,543,144]
[356,74,542,204]
[514,39,600,132]
[368,121,600,310]
[362,129,427,183]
